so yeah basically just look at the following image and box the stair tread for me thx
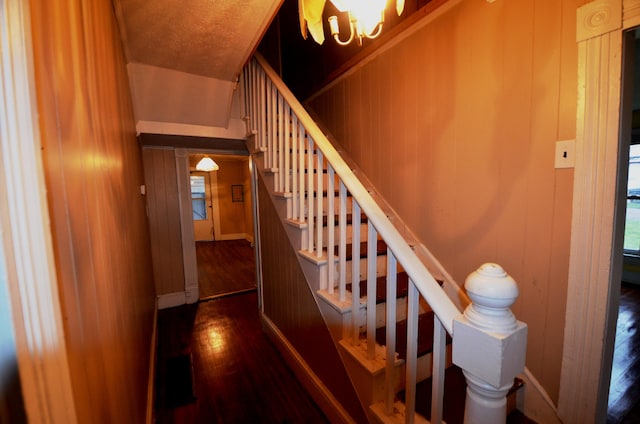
[396,366,531,424]
[375,311,452,360]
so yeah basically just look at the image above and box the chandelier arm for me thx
[366,22,384,39]
[331,16,356,46]
[366,11,385,39]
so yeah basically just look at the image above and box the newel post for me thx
[452,263,528,424]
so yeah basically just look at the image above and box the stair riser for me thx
[271,194,291,220]
[323,256,387,285]
[371,300,431,329]
[333,255,389,283]
[285,171,338,192]
[280,195,355,222]
[318,222,369,246]
[299,255,327,292]
[395,345,454,392]
[336,298,432,333]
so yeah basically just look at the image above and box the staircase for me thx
[241,55,529,423]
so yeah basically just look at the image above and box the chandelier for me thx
[299,0,405,47]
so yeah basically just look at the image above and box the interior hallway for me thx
[196,239,257,300]
[155,239,328,423]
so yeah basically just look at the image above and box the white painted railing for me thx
[241,54,527,423]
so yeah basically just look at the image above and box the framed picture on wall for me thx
[231,184,244,202]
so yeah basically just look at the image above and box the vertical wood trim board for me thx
[143,147,186,296]
[559,0,625,422]
[256,177,369,424]
[28,0,157,421]
[211,167,222,239]
[146,305,159,424]
[0,0,77,421]
[175,148,199,303]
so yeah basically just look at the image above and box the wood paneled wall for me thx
[29,0,156,421]
[307,0,579,403]
[257,178,368,423]
[143,147,186,296]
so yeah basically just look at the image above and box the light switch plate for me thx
[555,139,575,169]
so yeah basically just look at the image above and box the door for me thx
[191,172,214,241]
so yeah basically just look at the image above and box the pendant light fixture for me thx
[196,156,219,172]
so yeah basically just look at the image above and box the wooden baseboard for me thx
[157,291,186,309]
[216,233,247,241]
[260,314,355,424]
[519,367,561,424]
[146,302,158,424]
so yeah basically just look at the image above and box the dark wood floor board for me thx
[608,282,640,424]
[155,292,329,424]
[196,240,257,299]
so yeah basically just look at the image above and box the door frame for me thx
[558,0,640,421]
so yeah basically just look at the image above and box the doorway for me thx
[190,171,217,241]
[188,153,256,300]
[607,27,640,424]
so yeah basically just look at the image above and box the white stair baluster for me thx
[298,125,305,225]
[307,135,315,255]
[366,223,377,360]
[339,181,347,302]
[284,103,291,195]
[351,201,361,345]
[316,149,323,258]
[385,251,397,416]
[291,113,298,220]
[405,280,419,424]
[327,165,336,294]
[431,314,446,424]
[277,94,284,192]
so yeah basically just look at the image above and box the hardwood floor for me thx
[155,291,329,423]
[196,240,257,299]
[608,282,640,423]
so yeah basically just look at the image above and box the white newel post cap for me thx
[464,263,519,334]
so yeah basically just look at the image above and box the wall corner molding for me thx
[577,0,622,42]
[0,0,78,421]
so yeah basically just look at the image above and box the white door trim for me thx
[0,0,77,421]
[558,0,639,422]
[175,148,199,303]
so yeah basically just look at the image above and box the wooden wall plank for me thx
[143,147,185,296]
[307,0,580,404]
[256,177,368,423]
[29,0,156,421]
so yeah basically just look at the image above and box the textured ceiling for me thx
[114,0,282,81]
